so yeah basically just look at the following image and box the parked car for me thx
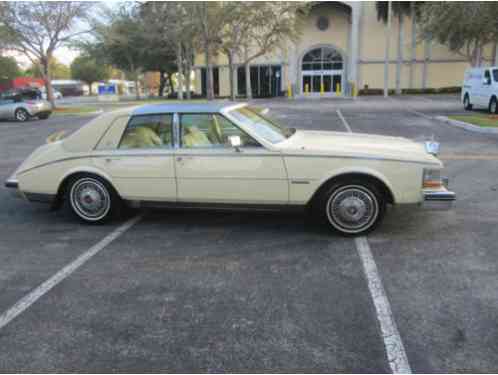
[462,66,498,113]
[40,87,63,100]
[0,94,52,122]
[4,103,455,234]
[1,87,42,101]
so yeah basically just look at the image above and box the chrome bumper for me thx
[4,178,24,199]
[422,181,455,209]
[5,178,18,189]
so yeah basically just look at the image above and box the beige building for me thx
[193,2,497,98]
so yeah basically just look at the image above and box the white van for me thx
[462,67,498,113]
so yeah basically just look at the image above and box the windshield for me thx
[493,69,498,82]
[228,107,293,144]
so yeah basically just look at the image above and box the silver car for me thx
[0,98,52,122]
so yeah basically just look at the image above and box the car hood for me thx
[278,130,441,165]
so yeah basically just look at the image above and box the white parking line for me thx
[0,215,142,331]
[338,109,412,373]
[355,237,412,374]
[336,109,352,133]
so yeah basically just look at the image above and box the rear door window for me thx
[119,114,173,149]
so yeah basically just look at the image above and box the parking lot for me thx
[1,95,498,372]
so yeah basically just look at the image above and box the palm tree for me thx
[376,2,412,95]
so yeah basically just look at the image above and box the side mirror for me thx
[228,135,242,151]
[483,78,491,85]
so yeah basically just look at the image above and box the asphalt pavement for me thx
[1,95,497,372]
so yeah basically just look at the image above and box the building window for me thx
[201,67,219,97]
[316,16,329,31]
[237,65,282,98]
[302,47,343,71]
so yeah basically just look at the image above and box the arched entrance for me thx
[301,46,345,96]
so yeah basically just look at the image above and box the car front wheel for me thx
[317,181,386,235]
[66,175,121,223]
[15,108,30,122]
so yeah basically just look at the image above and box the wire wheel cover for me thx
[327,185,379,232]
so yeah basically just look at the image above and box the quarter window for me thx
[180,113,260,148]
[119,114,173,149]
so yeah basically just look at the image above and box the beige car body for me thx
[6,103,452,212]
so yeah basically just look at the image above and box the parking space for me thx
[1,95,498,372]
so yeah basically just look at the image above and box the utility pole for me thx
[384,1,392,97]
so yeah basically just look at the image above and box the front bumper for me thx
[422,178,456,209]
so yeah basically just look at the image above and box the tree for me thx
[376,2,412,95]
[25,58,70,79]
[0,2,94,106]
[238,3,307,100]
[138,2,193,98]
[418,2,498,67]
[0,55,20,83]
[71,55,110,95]
[89,4,146,100]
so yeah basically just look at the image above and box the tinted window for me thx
[484,70,491,84]
[119,114,173,149]
[180,113,260,148]
[493,69,498,82]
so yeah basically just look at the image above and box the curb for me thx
[435,116,498,134]
[53,109,104,117]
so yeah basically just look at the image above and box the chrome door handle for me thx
[176,156,193,162]
[105,157,121,163]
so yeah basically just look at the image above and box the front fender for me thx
[315,166,399,203]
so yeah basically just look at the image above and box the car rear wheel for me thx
[66,175,121,223]
[15,108,30,122]
[489,97,498,114]
[317,181,386,235]
[463,94,473,110]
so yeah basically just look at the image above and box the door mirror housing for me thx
[483,78,491,85]
[228,135,242,151]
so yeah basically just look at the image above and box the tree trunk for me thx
[227,50,235,101]
[159,69,166,97]
[492,41,498,66]
[422,36,431,89]
[395,13,404,95]
[88,81,93,96]
[134,75,140,100]
[42,55,55,108]
[177,41,184,100]
[204,44,214,100]
[244,47,252,100]
[245,62,252,100]
[383,2,392,97]
[185,48,192,100]
[409,2,416,89]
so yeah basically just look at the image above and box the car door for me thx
[481,69,493,107]
[175,112,289,205]
[92,113,177,202]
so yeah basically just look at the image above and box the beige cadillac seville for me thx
[5,102,455,235]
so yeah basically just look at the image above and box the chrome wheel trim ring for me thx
[326,185,379,234]
[464,96,469,108]
[491,100,497,113]
[16,110,27,121]
[70,178,111,221]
